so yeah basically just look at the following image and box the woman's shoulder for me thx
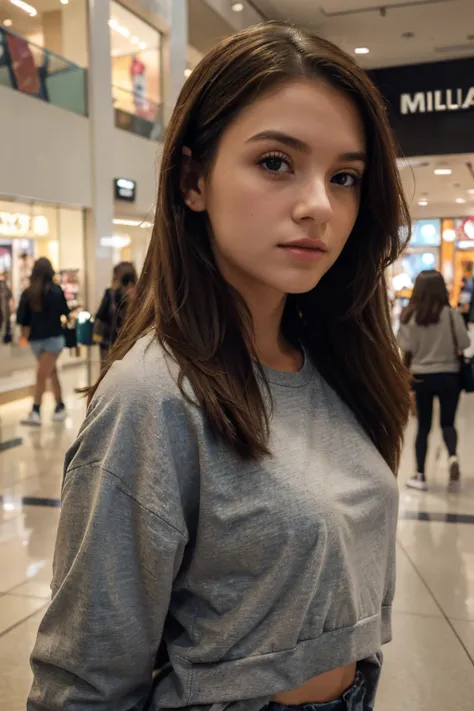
[94,331,187,410]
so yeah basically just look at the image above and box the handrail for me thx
[111,83,162,112]
[0,26,87,116]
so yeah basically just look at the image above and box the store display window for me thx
[109,1,163,139]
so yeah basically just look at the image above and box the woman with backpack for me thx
[398,270,470,491]
[17,257,70,425]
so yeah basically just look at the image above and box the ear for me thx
[180,147,207,212]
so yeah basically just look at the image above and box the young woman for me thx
[398,270,469,491]
[17,257,69,426]
[28,23,411,711]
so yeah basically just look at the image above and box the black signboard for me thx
[369,57,474,157]
[114,178,136,202]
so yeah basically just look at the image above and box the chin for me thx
[278,273,326,295]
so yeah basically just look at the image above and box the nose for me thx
[291,177,333,226]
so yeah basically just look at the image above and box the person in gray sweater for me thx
[28,23,412,711]
[398,270,470,491]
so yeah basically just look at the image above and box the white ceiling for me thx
[251,0,474,68]
[400,153,474,218]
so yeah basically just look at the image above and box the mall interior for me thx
[0,0,474,709]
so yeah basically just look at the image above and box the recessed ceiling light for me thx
[355,47,370,55]
[3,18,12,26]
[434,168,452,175]
[418,200,428,206]
[232,2,244,11]
[139,41,147,50]
[131,36,139,44]
[9,0,37,17]
[468,189,474,195]
[456,198,466,204]
[184,68,192,78]
[60,0,69,5]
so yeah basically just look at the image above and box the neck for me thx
[239,285,301,373]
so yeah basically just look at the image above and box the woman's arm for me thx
[95,289,112,324]
[28,464,186,711]
[28,355,197,710]
[453,310,471,351]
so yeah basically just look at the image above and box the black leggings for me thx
[412,373,461,474]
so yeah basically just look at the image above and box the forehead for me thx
[221,78,366,153]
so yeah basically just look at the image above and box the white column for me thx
[167,0,187,121]
[86,0,115,312]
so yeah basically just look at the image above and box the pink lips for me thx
[278,238,328,262]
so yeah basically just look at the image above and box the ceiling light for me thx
[443,229,456,243]
[3,18,12,26]
[468,189,474,195]
[417,200,428,206]
[108,18,118,28]
[456,198,466,204]
[434,168,452,175]
[139,42,147,50]
[355,47,370,55]
[232,2,244,11]
[113,218,141,227]
[184,68,192,78]
[9,0,37,16]
[131,36,139,44]
[60,0,69,5]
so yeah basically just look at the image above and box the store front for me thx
[109,0,164,140]
[370,57,474,314]
[0,197,85,384]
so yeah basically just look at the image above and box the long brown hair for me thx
[90,23,411,472]
[401,270,450,326]
[26,257,55,311]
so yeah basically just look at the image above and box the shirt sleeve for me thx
[58,286,71,317]
[396,322,412,354]
[16,291,31,327]
[453,310,471,351]
[28,356,196,711]
[95,289,112,324]
[28,466,186,711]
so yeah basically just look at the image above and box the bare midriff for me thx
[270,663,357,705]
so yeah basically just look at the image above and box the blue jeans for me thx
[266,654,382,711]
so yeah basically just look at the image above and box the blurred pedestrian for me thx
[94,261,137,365]
[16,257,70,425]
[398,270,470,491]
[28,23,411,711]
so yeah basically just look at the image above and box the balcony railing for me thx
[112,84,164,141]
[0,27,87,116]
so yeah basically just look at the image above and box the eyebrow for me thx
[246,131,367,163]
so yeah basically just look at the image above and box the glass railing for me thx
[112,84,164,141]
[0,27,87,116]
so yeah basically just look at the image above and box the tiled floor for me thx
[1,372,474,710]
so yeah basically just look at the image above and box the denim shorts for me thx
[265,654,382,711]
[30,335,66,359]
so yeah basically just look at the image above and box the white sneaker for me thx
[52,405,67,422]
[21,411,41,427]
[406,474,428,491]
[448,456,460,491]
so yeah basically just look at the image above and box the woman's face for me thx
[186,78,366,299]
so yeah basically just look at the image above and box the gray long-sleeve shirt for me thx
[28,334,398,711]
[397,306,470,374]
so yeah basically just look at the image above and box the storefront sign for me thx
[370,57,474,156]
[401,88,474,115]
[0,212,48,237]
[462,218,474,240]
[114,178,136,202]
